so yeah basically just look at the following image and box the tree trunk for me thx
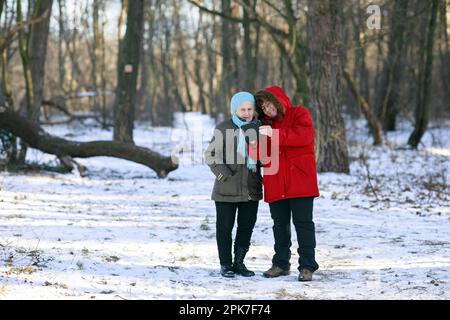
[408,0,439,148]
[28,0,53,123]
[1,1,51,164]
[193,13,207,114]
[117,0,127,43]
[373,25,385,113]
[0,106,178,178]
[16,0,35,163]
[378,0,409,131]
[57,0,66,94]
[143,3,158,126]
[0,13,17,162]
[16,0,34,118]
[113,0,144,143]
[242,0,257,92]
[157,18,175,126]
[66,10,86,94]
[204,12,219,116]
[171,0,193,113]
[99,0,108,128]
[352,0,369,108]
[136,23,148,118]
[438,0,450,113]
[219,0,236,116]
[306,0,349,173]
[90,0,101,117]
[1,33,13,109]
[283,0,309,106]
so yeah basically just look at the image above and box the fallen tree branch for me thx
[0,106,178,178]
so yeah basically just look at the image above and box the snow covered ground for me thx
[0,112,449,300]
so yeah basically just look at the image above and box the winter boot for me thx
[262,265,290,278]
[233,247,255,277]
[298,268,313,281]
[220,265,235,278]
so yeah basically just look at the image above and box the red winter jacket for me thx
[249,86,320,203]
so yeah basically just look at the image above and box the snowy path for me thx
[0,114,449,299]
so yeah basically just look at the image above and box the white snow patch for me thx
[0,113,449,299]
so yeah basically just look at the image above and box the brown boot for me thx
[298,268,313,281]
[263,265,290,278]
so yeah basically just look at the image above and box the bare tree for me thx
[15,0,52,163]
[242,0,259,93]
[307,0,349,173]
[408,0,439,148]
[218,0,239,116]
[193,11,208,114]
[28,0,53,123]
[438,0,449,114]
[377,0,409,131]
[351,0,369,105]
[113,0,144,143]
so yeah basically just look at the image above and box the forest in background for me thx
[0,0,449,177]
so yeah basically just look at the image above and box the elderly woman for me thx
[205,92,262,278]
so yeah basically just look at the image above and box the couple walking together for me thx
[205,86,320,282]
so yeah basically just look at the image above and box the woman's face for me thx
[236,102,254,122]
[260,100,278,118]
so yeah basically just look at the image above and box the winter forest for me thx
[0,0,449,300]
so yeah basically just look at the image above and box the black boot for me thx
[220,265,235,278]
[233,247,255,277]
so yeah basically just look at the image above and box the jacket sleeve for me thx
[248,136,272,167]
[204,128,233,182]
[278,107,315,147]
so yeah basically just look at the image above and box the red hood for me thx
[264,86,293,111]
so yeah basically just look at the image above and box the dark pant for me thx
[215,201,258,266]
[269,197,319,272]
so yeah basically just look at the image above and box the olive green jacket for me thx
[205,119,263,202]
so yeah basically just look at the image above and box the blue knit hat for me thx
[230,92,255,115]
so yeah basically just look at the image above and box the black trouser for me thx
[269,197,319,272]
[215,201,258,266]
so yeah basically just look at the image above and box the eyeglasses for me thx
[261,102,272,111]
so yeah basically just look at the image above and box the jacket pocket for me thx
[214,171,240,196]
